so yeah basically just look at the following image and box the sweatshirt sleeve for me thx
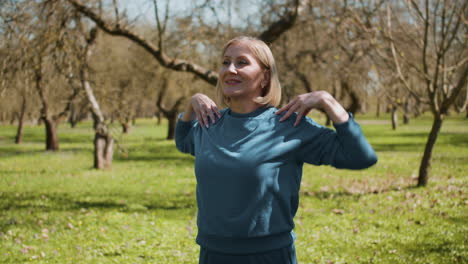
[297,113,377,170]
[175,112,198,156]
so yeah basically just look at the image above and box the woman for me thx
[175,36,377,264]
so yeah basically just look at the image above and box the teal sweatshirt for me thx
[175,106,377,254]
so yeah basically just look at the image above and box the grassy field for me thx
[0,114,467,264]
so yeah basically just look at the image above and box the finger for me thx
[294,107,312,127]
[201,111,209,128]
[279,103,300,122]
[208,110,216,124]
[212,105,222,118]
[294,109,306,127]
[196,113,204,127]
[276,100,296,115]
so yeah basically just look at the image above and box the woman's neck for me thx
[229,99,263,114]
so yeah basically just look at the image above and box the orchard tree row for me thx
[0,0,466,186]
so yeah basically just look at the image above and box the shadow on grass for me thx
[0,147,45,157]
[301,185,420,200]
[372,143,424,152]
[372,131,468,152]
[395,238,465,261]
[434,155,468,164]
[0,191,195,216]
[115,144,194,165]
[350,233,464,263]
[1,130,93,145]
[0,146,92,158]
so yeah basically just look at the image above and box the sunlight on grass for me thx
[0,116,466,263]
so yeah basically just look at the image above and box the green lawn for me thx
[0,115,466,263]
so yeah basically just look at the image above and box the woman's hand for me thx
[188,93,222,128]
[275,91,349,127]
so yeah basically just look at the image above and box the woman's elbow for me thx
[175,141,187,154]
[356,152,378,169]
[365,152,378,168]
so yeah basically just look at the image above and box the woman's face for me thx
[219,42,266,101]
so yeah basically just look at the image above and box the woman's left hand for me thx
[275,91,348,127]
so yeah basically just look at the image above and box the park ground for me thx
[0,113,467,263]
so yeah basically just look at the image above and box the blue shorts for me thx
[199,243,297,264]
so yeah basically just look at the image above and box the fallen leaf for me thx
[332,209,344,215]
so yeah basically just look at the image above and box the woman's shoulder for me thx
[270,108,326,130]
[220,108,230,115]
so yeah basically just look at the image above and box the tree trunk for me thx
[341,80,362,114]
[68,104,77,128]
[166,113,177,140]
[403,99,410,124]
[10,114,16,125]
[376,97,381,117]
[156,112,162,125]
[391,105,398,130]
[44,118,59,151]
[418,115,444,187]
[15,97,27,144]
[122,122,131,134]
[94,130,114,169]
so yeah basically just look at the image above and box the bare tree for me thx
[155,73,186,140]
[1,1,37,143]
[66,0,304,87]
[2,1,81,150]
[385,1,468,186]
[78,26,115,169]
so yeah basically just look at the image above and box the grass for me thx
[0,114,466,264]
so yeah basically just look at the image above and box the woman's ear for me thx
[263,70,270,88]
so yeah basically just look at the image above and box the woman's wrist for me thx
[321,96,349,124]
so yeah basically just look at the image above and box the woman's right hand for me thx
[190,93,222,128]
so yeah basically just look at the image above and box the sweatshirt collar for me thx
[227,106,273,118]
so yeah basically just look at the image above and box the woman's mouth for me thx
[225,79,242,85]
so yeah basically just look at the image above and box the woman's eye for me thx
[239,60,248,65]
[222,60,230,65]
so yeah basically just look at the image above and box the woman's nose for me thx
[227,63,237,74]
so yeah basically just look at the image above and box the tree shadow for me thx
[0,191,195,217]
[0,147,45,157]
[301,184,420,200]
[115,143,194,165]
[372,143,424,152]
[393,237,464,261]
[0,146,92,158]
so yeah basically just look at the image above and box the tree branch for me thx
[440,64,468,114]
[258,0,302,44]
[68,0,219,86]
[68,0,302,88]
[386,4,428,104]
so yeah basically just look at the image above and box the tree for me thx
[385,1,468,186]
[77,26,115,169]
[67,0,303,87]
[65,0,304,140]
[0,0,38,143]
[1,0,80,150]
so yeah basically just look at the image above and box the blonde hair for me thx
[216,36,282,107]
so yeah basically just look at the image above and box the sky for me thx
[123,0,189,24]
[120,0,261,28]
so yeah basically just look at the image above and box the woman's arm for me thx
[181,93,221,128]
[276,91,348,126]
[175,93,221,155]
[277,91,377,169]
